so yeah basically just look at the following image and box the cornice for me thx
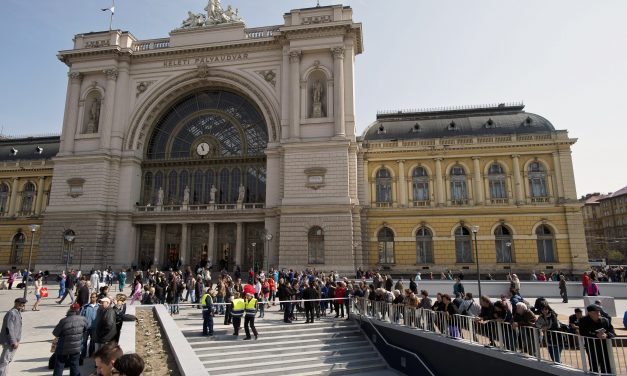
[132,39,281,60]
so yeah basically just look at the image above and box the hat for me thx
[14,298,27,304]
[70,303,81,312]
[99,297,111,304]
[586,304,601,312]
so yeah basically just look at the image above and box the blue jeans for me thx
[53,352,81,376]
[81,328,95,358]
[202,310,214,335]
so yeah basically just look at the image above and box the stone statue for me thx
[183,185,190,205]
[181,11,206,28]
[157,187,164,206]
[86,99,101,133]
[210,184,217,203]
[237,184,246,203]
[312,80,324,118]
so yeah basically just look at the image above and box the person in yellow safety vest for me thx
[230,292,245,336]
[200,288,215,336]
[243,292,259,340]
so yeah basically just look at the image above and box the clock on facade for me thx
[196,142,210,156]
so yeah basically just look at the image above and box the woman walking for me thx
[130,275,143,305]
[32,274,43,311]
[558,275,568,303]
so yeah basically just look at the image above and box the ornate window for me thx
[488,163,507,201]
[415,227,433,263]
[167,171,178,204]
[11,232,26,264]
[528,162,548,198]
[378,227,395,264]
[0,183,8,214]
[412,167,429,203]
[178,171,189,203]
[495,225,514,263]
[20,182,36,215]
[154,171,164,204]
[455,226,473,263]
[450,165,468,204]
[376,168,392,204]
[219,168,230,203]
[231,168,241,202]
[193,170,204,204]
[205,169,215,202]
[536,225,556,263]
[143,172,153,205]
[308,226,324,264]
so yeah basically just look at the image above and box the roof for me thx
[362,103,556,141]
[583,194,609,204]
[600,185,627,201]
[0,136,60,162]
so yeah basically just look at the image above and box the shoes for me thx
[254,335,258,340]
[335,315,339,318]
[56,301,61,305]
[232,333,238,336]
[341,315,345,318]
[305,320,310,323]
[243,337,252,340]
[283,320,292,323]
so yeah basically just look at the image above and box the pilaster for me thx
[332,47,346,137]
[99,68,118,150]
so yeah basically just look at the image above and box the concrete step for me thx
[183,323,359,340]
[189,334,365,351]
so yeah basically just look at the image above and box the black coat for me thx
[52,312,88,355]
[94,307,117,344]
[302,287,319,308]
[76,285,90,307]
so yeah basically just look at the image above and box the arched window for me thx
[231,168,241,202]
[20,182,36,215]
[378,227,395,264]
[205,169,215,202]
[308,226,324,264]
[167,171,177,204]
[0,183,9,214]
[495,225,514,263]
[412,167,429,203]
[193,170,204,204]
[536,225,556,262]
[154,171,164,204]
[246,167,258,203]
[376,168,392,204]
[219,168,230,203]
[415,227,433,263]
[142,172,153,205]
[178,170,189,203]
[455,226,472,263]
[11,232,26,264]
[488,163,507,201]
[450,165,468,204]
[528,162,547,198]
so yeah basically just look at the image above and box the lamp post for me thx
[64,230,76,273]
[251,242,257,278]
[505,241,512,277]
[471,225,481,298]
[23,224,40,299]
[79,247,84,273]
[264,232,273,272]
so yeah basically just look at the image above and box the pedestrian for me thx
[32,274,43,311]
[201,288,215,336]
[52,303,88,375]
[230,292,245,336]
[76,281,90,307]
[0,298,26,376]
[334,281,346,318]
[57,271,76,305]
[114,353,145,376]
[94,297,117,351]
[302,282,317,323]
[93,344,123,376]
[130,275,142,305]
[535,303,563,363]
[90,271,100,294]
[581,271,590,296]
[117,269,126,293]
[7,271,16,290]
[579,304,616,374]
[80,292,99,361]
[243,292,258,340]
[452,277,465,297]
[558,275,568,303]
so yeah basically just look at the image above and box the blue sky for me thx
[0,0,625,196]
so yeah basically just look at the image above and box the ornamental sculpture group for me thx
[180,0,243,29]
[155,184,247,209]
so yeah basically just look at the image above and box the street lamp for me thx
[264,232,273,272]
[64,230,76,273]
[505,241,512,277]
[23,224,40,299]
[471,225,481,298]
[79,247,84,272]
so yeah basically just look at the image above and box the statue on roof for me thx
[181,11,206,29]
[178,0,243,30]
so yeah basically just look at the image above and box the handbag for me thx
[40,287,49,298]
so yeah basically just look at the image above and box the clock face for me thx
[196,142,210,156]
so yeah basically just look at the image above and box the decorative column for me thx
[397,160,407,207]
[61,72,83,153]
[34,177,46,215]
[332,47,346,137]
[511,154,524,205]
[552,151,564,200]
[364,160,370,204]
[472,157,483,205]
[208,222,216,265]
[434,158,444,206]
[180,223,188,265]
[289,51,301,140]
[99,68,118,150]
[7,178,19,217]
[235,222,243,268]
[154,224,162,267]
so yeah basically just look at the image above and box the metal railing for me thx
[135,203,264,212]
[351,298,626,375]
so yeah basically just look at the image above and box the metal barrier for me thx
[351,298,625,375]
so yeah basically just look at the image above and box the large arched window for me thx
[142,172,153,205]
[308,226,324,264]
[219,168,230,203]
[412,167,429,204]
[205,169,215,202]
[415,227,433,263]
[193,170,204,204]
[178,171,189,203]
[455,226,472,263]
[495,225,514,263]
[167,171,177,204]
[0,183,8,214]
[231,168,241,202]
[536,225,556,262]
[20,182,36,215]
[11,232,26,264]
[378,227,395,264]
[450,165,468,205]
[528,162,547,198]
[376,168,392,204]
[154,171,164,204]
[488,163,507,202]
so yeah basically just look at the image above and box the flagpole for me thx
[109,0,115,30]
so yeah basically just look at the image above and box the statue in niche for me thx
[210,184,217,203]
[157,187,164,206]
[86,98,101,133]
[183,185,190,205]
[237,184,246,203]
[312,80,324,118]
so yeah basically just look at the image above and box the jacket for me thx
[231,298,245,317]
[0,308,22,346]
[244,298,257,317]
[52,312,88,355]
[94,306,117,343]
[81,303,99,329]
[77,285,90,307]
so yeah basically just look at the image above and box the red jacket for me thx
[582,274,590,287]
[335,287,346,303]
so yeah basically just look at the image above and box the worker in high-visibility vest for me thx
[231,292,245,336]
[200,288,215,336]
[243,292,258,340]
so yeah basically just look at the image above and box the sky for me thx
[0,0,625,197]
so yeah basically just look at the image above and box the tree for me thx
[607,250,624,264]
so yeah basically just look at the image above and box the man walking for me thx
[80,293,99,361]
[230,292,245,336]
[243,292,258,340]
[57,271,76,305]
[94,297,117,351]
[52,303,89,375]
[0,298,26,376]
[201,288,215,336]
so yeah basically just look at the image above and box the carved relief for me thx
[85,40,110,48]
[103,68,119,80]
[302,15,332,25]
[68,72,83,82]
[136,81,156,97]
[331,47,345,60]
[256,70,276,87]
[289,50,302,63]
[197,64,211,79]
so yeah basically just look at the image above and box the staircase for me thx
[173,305,400,375]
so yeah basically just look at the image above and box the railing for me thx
[351,298,626,375]
[450,199,469,206]
[135,203,264,212]
[412,200,430,207]
[375,202,393,208]
[530,197,551,204]
[490,198,509,205]
[132,38,171,52]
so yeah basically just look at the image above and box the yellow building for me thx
[0,136,58,271]
[360,103,589,276]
